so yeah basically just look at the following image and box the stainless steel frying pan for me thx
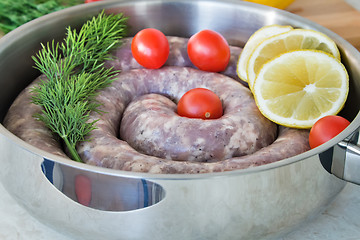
[0,0,360,239]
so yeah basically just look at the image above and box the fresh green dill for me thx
[31,11,127,162]
[0,0,83,34]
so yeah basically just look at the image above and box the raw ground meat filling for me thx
[3,36,310,174]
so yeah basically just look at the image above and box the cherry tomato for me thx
[131,28,169,69]
[84,0,102,3]
[309,115,350,149]
[187,29,230,72]
[177,88,223,119]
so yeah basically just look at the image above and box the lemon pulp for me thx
[253,50,349,128]
[247,29,341,90]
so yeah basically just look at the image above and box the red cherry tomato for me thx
[84,0,102,3]
[177,88,223,120]
[309,115,350,149]
[131,28,169,69]
[187,29,230,72]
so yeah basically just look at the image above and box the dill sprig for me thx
[31,11,127,162]
[0,0,82,34]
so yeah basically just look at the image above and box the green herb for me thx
[31,11,127,162]
[0,0,83,34]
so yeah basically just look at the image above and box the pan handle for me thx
[320,129,360,185]
[41,158,166,211]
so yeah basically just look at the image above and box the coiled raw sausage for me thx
[3,36,310,174]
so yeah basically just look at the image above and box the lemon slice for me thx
[247,29,341,90]
[237,24,293,82]
[253,50,349,128]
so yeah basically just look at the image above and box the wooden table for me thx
[287,0,360,51]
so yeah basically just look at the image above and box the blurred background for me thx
[1,0,359,35]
